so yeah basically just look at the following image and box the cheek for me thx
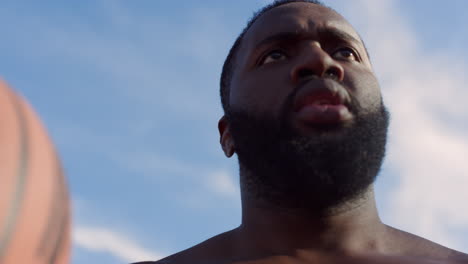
[345,69,382,110]
[230,69,291,115]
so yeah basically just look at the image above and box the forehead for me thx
[241,2,361,53]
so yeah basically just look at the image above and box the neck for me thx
[236,186,388,258]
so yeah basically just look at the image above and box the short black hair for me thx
[220,0,327,113]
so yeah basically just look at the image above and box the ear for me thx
[218,116,235,158]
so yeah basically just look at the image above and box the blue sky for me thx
[1,0,468,263]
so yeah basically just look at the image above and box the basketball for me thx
[0,79,71,264]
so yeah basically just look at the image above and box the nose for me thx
[290,43,344,84]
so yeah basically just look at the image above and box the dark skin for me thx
[133,3,468,264]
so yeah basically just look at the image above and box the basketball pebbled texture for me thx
[0,79,71,264]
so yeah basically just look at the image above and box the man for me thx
[134,1,468,263]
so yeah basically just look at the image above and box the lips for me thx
[293,79,353,125]
[294,90,344,111]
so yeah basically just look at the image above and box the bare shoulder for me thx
[130,249,206,264]
[385,225,468,261]
[131,261,169,264]
[148,254,468,264]
[130,251,198,264]
[449,251,468,263]
[132,258,182,264]
[129,249,188,264]
[131,252,189,264]
[131,230,238,264]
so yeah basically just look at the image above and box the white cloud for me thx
[206,170,240,198]
[111,150,240,203]
[0,1,225,121]
[340,0,468,251]
[73,226,163,263]
[112,151,202,180]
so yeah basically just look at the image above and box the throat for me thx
[237,186,386,256]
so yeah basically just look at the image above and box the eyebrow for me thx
[254,27,362,49]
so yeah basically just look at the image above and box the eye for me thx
[259,50,287,65]
[332,47,359,62]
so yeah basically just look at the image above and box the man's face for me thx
[230,2,381,130]
[223,3,389,211]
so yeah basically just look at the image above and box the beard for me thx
[226,93,390,214]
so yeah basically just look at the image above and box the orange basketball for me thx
[0,79,71,264]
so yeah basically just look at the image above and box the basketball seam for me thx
[37,156,61,257]
[0,89,30,261]
[37,157,69,264]
[47,161,70,264]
